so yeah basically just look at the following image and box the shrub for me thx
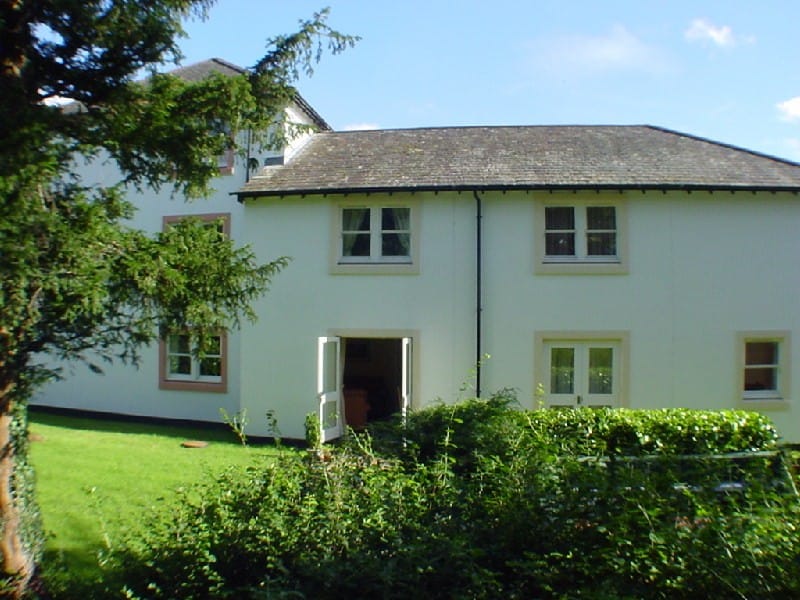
[118,393,799,599]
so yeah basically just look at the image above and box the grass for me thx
[27,409,289,597]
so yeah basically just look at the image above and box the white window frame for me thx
[331,199,420,275]
[163,212,231,237]
[534,331,630,409]
[535,196,628,275]
[159,331,228,393]
[738,331,790,408]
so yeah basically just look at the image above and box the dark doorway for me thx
[342,338,402,429]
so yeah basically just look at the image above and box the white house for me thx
[33,61,800,442]
[230,125,800,442]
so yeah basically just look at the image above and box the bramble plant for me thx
[219,408,249,446]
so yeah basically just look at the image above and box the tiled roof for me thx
[168,57,245,81]
[167,59,331,131]
[238,125,800,197]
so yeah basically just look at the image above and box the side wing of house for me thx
[31,60,325,426]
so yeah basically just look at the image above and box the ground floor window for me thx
[739,332,790,404]
[535,332,629,409]
[159,332,227,392]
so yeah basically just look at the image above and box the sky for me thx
[178,1,800,162]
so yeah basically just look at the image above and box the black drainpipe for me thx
[245,129,252,183]
[473,190,483,398]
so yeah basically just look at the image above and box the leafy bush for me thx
[118,393,799,599]
[376,396,780,463]
[119,443,503,599]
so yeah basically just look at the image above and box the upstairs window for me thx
[536,199,627,274]
[341,206,411,262]
[545,206,617,260]
[163,212,231,237]
[217,148,234,175]
[332,202,419,274]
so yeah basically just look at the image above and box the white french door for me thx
[317,337,343,442]
[317,335,414,442]
[544,341,619,408]
[401,337,412,419]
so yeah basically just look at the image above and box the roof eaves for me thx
[235,181,800,201]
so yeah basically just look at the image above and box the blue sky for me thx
[179,1,800,161]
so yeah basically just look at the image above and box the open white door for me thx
[401,337,412,419]
[317,336,343,442]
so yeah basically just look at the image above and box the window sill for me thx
[331,262,419,275]
[160,380,228,393]
[536,259,628,275]
[739,396,789,411]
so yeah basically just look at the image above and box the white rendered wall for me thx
[239,192,478,439]
[240,188,800,441]
[35,167,800,444]
[479,190,800,442]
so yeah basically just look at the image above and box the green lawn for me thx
[28,410,288,597]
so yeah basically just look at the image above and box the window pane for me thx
[745,367,777,391]
[322,341,338,393]
[382,207,410,230]
[550,348,574,394]
[746,342,778,366]
[169,355,192,375]
[382,232,410,257]
[546,232,575,256]
[587,206,616,230]
[169,334,190,354]
[588,347,613,394]
[206,336,221,356]
[587,232,616,256]
[342,233,370,257]
[342,208,369,232]
[199,357,221,377]
[545,207,574,230]
[321,400,338,428]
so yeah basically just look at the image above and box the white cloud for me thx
[684,19,737,47]
[342,122,380,131]
[528,25,670,76]
[777,97,800,122]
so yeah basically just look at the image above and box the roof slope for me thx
[238,125,800,197]
[167,58,330,131]
[168,57,245,81]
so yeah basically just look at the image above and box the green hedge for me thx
[371,390,780,471]
[528,405,780,455]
